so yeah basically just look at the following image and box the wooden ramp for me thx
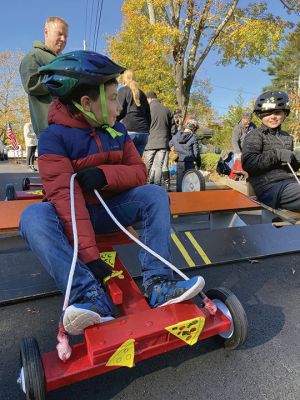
[0,190,260,234]
[169,190,259,214]
[0,199,41,233]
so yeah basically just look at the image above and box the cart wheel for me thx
[5,183,16,201]
[181,169,206,192]
[19,337,46,400]
[205,287,248,349]
[22,177,31,191]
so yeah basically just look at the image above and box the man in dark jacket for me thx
[169,116,201,192]
[242,90,300,210]
[19,16,68,138]
[232,111,256,158]
[144,92,176,188]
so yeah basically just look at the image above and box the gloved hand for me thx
[293,150,300,162]
[86,259,111,283]
[276,149,293,163]
[76,168,107,192]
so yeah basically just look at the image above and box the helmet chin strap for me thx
[72,84,122,139]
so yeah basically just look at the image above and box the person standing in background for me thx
[144,92,176,189]
[232,111,256,159]
[117,70,151,156]
[169,116,201,192]
[19,16,68,138]
[23,121,38,171]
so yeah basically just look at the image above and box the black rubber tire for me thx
[20,337,46,400]
[5,183,16,201]
[181,169,206,192]
[22,177,31,191]
[205,287,248,349]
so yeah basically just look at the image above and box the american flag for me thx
[6,123,19,150]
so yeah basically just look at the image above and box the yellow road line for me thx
[185,231,212,265]
[171,233,195,267]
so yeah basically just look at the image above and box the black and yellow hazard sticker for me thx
[171,232,211,267]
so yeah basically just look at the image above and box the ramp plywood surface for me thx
[0,191,260,233]
[0,200,41,233]
[169,190,260,215]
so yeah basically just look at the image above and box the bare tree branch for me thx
[169,0,181,28]
[193,0,239,77]
[179,0,195,55]
[146,0,156,24]
[186,0,214,80]
[279,0,296,11]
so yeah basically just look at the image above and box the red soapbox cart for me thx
[19,230,248,400]
[5,177,44,201]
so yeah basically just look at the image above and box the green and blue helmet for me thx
[39,50,125,98]
[39,50,126,136]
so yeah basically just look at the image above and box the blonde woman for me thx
[117,70,151,155]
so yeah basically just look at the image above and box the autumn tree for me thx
[263,22,300,137]
[0,51,29,147]
[108,0,293,118]
[210,93,258,150]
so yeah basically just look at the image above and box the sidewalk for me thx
[0,159,38,174]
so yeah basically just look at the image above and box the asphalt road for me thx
[0,159,39,200]
[1,160,300,400]
[1,254,300,400]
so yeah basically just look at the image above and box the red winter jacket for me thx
[38,100,147,264]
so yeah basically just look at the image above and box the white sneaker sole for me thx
[63,305,114,335]
[158,276,205,307]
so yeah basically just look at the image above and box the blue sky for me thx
[1,0,298,116]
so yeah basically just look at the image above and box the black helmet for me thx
[183,115,200,131]
[254,90,290,116]
[39,50,125,98]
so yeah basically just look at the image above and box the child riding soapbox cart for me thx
[18,186,248,400]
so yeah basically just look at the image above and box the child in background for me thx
[242,90,300,210]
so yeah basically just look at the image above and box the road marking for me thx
[171,233,195,267]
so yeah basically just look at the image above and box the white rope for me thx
[62,177,191,315]
[62,174,79,311]
[93,189,189,281]
[287,162,300,186]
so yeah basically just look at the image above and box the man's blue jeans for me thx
[128,132,148,156]
[20,184,173,305]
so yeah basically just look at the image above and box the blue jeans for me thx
[20,184,173,305]
[128,132,149,156]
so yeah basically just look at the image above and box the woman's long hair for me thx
[122,70,141,107]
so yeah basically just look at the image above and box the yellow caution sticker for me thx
[103,270,124,284]
[106,338,135,368]
[165,317,205,346]
[100,251,117,268]
[28,190,43,195]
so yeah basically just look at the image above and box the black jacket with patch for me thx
[242,124,300,197]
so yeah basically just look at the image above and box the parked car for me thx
[7,144,24,160]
